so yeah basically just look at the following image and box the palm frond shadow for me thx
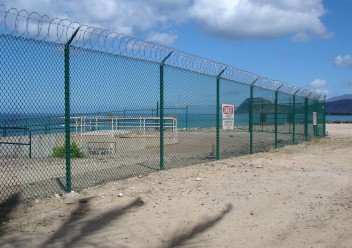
[41,196,144,248]
[0,193,23,247]
[164,204,233,248]
[0,193,21,233]
[40,196,94,247]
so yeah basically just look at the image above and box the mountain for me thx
[236,96,352,114]
[236,97,292,113]
[236,98,272,113]
[326,99,352,114]
[327,94,352,102]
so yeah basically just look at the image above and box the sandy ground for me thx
[1,126,295,202]
[1,123,351,248]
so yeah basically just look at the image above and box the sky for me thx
[1,0,352,99]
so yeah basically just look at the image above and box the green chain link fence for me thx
[0,5,326,207]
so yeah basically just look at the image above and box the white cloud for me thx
[309,79,328,96]
[313,88,329,95]
[1,0,190,41]
[146,31,178,46]
[333,55,352,68]
[189,0,332,41]
[310,79,326,87]
[1,0,332,43]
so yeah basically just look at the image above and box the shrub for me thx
[52,142,85,158]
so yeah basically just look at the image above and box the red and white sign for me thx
[222,104,235,129]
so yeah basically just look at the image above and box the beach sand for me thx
[1,123,351,247]
[1,126,296,201]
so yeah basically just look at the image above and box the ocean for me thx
[0,112,311,136]
[326,115,352,122]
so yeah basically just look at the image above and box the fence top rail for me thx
[0,4,324,101]
[70,116,176,121]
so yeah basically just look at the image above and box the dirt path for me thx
[1,124,352,248]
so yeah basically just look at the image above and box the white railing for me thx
[71,116,177,135]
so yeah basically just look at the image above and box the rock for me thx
[34,199,40,204]
[64,191,80,198]
[118,192,124,197]
[196,178,201,181]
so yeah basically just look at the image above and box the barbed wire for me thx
[0,4,324,101]
[279,84,299,95]
[222,67,259,85]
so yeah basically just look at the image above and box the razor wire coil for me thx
[0,4,323,100]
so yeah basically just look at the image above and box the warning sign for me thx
[222,104,234,130]
[313,112,317,126]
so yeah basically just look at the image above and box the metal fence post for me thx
[216,68,226,160]
[275,84,283,148]
[249,77,259,154]
[159,51,173,170]
[292,89,299,144]
[314,99,318,137]
[304,94,311,141]
[64,28,79,193]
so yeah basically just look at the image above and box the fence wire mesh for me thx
[219,79,250,159]
[0,5,326,207]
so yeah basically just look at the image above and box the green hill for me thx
[236,97,292,113]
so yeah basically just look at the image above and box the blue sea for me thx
[1,112,340,136]
[326,115,352,122]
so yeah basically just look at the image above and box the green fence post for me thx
[64,27,80,193]
[216,68,226,160]
[275,84,283,149]
[292,89,299,144]
[249,85,254,154]
[249,77,259,154]
[304,93,312,141]
[323,96,326,137]
[314,98,319,137]
[159,51,173,170]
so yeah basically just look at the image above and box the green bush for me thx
[52,142,85,158]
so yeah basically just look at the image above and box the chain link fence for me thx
[0,5,326,207]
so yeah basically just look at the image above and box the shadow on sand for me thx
[0,193,21,231]
[164,204,233,248]
[41,196,144,248]
[2,194,232,247]
[0,193,23,246]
